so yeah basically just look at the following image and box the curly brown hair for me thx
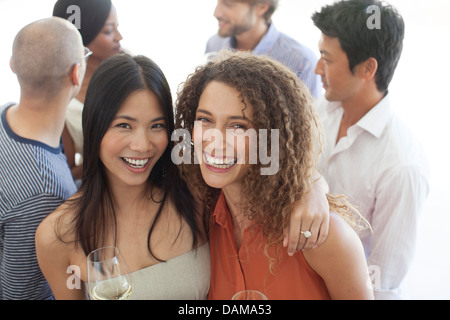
[175,50,368,266]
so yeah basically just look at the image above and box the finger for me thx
[286,216,302,256]
[296,213,314,252]
[296,222,308,252]
[283,227,288,248]
[297,220,313,252]
[301,218,320,250]
[315,213,330,248]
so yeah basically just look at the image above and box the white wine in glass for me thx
[87,246,133,300]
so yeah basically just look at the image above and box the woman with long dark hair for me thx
[36,54,209,300]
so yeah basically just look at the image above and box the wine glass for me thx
[232,290,268,300]
[87,246,133,300]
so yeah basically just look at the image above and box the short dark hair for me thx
[312,0,405,93]
[53,0,112,46]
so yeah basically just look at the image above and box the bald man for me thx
[0,17,86,300]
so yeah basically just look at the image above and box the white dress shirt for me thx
[316,95,429,300]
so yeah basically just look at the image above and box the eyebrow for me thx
[104,22,118,28]
[319,49,332,57]
[114,115,166,122]
[196,109,253,123]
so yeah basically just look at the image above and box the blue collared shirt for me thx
[205,23,322,99]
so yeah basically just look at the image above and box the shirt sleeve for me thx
[368,164,429,300]
[0,194,64,300]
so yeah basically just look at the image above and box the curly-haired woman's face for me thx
[194,81,255,192]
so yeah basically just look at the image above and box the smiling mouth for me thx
[203,153,237,169]
[122,157,150,169]
[217,19,229,28]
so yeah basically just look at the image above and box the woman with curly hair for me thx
[175,51,373,300]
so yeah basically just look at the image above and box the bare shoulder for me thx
[36,197,77,249]
[303,212,364,264]
[327,212,362,245]
[302,212,372,299]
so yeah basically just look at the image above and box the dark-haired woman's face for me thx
[88,5,122,61]
[99,89,168,190]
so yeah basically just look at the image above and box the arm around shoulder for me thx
[302,213,374,300]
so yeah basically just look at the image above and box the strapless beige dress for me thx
[127,242,210,300]
[85,243,210,300]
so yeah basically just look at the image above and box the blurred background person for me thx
[206,0,321,98]
[53,0,123,184]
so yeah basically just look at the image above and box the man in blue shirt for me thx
[206,0,321,98]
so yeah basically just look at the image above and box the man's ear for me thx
[356,57,378,80]
[9,58,16,74]
[69,63,83,87]
[255,2,270,19]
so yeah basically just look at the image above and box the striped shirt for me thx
[205,23,322,98]
[0,103,77,300]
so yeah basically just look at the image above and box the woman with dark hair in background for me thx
[53,0,123,183]
[36,53,210,300]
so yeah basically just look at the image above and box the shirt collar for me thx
[230,23,279,52]
[324,94,392,139]
[355,94,392,138]
[211,191,231,228]
[253,23,279,54]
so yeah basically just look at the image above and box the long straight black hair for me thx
[67,53,200,258]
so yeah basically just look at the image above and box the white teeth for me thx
[123,157,149,168]
[204,153,236,169]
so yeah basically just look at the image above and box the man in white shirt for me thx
[312,0,429,299]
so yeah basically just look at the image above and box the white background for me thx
[0,0,449,299]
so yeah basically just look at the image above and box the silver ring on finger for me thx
[300,230,312,239]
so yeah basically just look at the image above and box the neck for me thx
[337,86,385,142]
[6,93,72,148]
[235,21,269,51]
[109,181,163,219]
[222,185,252,246]
[76,58,101,103]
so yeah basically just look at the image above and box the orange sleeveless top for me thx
[208,192,331,300]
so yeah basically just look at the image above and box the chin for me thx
[202,175,226,189]
[324,91,338,102]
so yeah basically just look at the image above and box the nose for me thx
[129,130,151,153]
[315,58,324,76]
[115,28,123,42]
[213,0,222,19]
[200,126,230,158]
